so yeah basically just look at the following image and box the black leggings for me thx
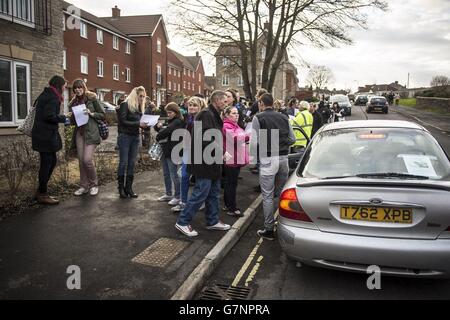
[39,152,57,193]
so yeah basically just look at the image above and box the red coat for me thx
[222,118,250,167]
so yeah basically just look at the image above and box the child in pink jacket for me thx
[222,106,250,217]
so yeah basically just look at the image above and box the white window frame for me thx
[0,0,35,28]
[168,81,171,91]
[192,84,195,92]
[80,21,88,39]
[63,49,67,70]
[178,83,180,92]
[97,29,103,44]
[80,54,88,74]
[125,41,131,54]
[97,59,104,78]
[188,82,191,90]
[125,67,131,83]
[168,67,171,75]
[237,75,243,87]
[157,38,162,53]
[188,70,191,77]
[113,64,119,81]
[113,35,119,50]
[199,73,201,82]
[0,58,31,127]
[156,64,162,85]
[223,57,229,66]
[183,81,186,89]
[222,74,229,86]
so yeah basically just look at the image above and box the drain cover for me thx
[132,237,190,268]
[199,284,252,300]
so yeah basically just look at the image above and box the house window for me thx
[113,64,119,81]
[168,67,171,75]
[63,50,67,70]
[223,57,229,66]
[113,35,119,50]
[0,0,35,27]
[261,47,266,59]
[222,74,229,86]
[126,67,131,83]
[178,83,180,91]
[183,81,186,89]
[168,81,171,90]
[157,38,162,53]
[156,65,162,84]
[125,41,131,54]
[97,59,103,77]
[192,84,195,91]
[188,82,191,90]
[237,75,243,87]
[178,70,181,77]
[80,54,88,74]
[63,15,65,31]
[97,29,103,44]
[80,21,87,38]
[199,73,201,82]
[0,58,31,126]
[188,70,191,77]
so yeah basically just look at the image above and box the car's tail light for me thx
[279,188,313,222]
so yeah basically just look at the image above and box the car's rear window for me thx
[370,98,387,104]
[299,128,450,180]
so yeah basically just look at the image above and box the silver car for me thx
[278,120,450,278]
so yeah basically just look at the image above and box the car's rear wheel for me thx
[384,108,388,114]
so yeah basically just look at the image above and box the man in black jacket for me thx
[175,91,231,237]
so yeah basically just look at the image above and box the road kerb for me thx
[170,195,263,300]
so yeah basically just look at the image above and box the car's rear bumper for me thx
[278,223,450,278]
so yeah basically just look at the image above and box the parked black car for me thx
[354,95,368,106]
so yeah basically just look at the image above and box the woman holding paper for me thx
[68,79,105,197]
[154,103,185,206]
[222,106,250,216]
[32,75,71,205]
[117,86,149,198]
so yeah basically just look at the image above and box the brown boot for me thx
[36,192,59,205]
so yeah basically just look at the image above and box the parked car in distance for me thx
[354,95,368,106]
[367,96,389,114]
[329,94,352,116]
[278,120,450,278]
[100,101,118,113]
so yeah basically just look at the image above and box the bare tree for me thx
[169,0,387,99]
[306,65,334,91]
[430,75,450,87]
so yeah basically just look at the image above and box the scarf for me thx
[49,86,63,102]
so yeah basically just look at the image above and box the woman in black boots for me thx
[117,86,149,198]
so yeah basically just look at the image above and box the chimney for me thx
[112,6,121,17]
[196,51,199,57]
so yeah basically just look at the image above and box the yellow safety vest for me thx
[290,110,313,147]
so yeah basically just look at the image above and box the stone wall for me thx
[0,0,64,137]
[416,97,450,113]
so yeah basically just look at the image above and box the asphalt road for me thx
[200,104,450,300]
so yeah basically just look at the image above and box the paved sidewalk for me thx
[394,104,450,132]
[0,166,261,299]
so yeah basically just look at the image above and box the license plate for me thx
[340,206,413,224]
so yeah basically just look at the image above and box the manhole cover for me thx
[132,237,190,268]
[199,284,252,300]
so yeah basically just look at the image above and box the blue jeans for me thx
[161,157,180,199]
[177,178,220,227]
[117,133,140,176]
[180,161,190,204]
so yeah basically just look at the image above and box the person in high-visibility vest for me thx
[290,100,313,150]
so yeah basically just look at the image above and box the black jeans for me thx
[224,166,241,211]
[39,152,57,193]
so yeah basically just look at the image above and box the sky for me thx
[69,0,450,92]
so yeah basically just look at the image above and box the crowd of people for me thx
[31,75,335,240]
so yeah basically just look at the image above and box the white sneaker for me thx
[171,203,186,212]
[206,221,231,231]
[168,198,181,206]
[89,187,99,196]
[74,187,88,196]
[157,195,173,202]
[175,223,199,237]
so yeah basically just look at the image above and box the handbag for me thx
[17,99,38,137]
[149,142,163,161]
[97,120,109,140]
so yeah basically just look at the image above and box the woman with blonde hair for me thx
[155,102,185,206]
[68,79,105,197]
[117,86,149,198]
[171,96,206,212]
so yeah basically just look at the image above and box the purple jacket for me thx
[222,118,250,168]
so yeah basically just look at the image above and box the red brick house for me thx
[171,50,205,98]
[63,2,135,109]
[167,49,183,102]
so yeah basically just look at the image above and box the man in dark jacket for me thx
[309,103,324,137]
[175,90,231,237]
